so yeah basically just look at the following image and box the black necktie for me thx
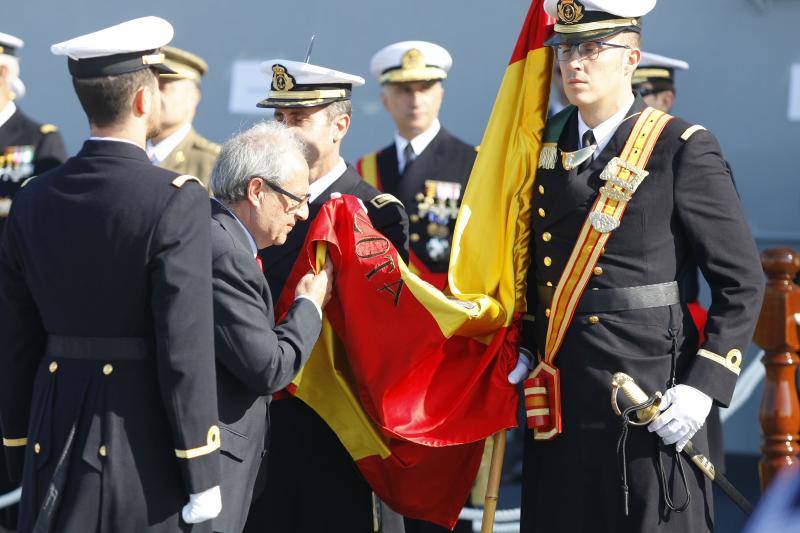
[402,143,416,174]
[579,130,597,173]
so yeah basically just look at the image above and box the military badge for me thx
[557,0,585,24]
[401,49,426,71]
[271,64,296,92]
[413,180,463,263]
[0,145,35,184]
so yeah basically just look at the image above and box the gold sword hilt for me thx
[610,372,662,425]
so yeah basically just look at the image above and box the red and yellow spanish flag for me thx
[276,2,553,528]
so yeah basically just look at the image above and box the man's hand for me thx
[507,348,534,384]
[647,384,713,452]
[181,485,221,524]
[295,256,334,309]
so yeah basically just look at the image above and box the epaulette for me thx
[680,125,706,141]
[195,137,221,155]
[40,124,58,135]
[20,175,38,188]
[370,193,404,209]
[171,175,204,189]
[474,145,480,152]
[538,105,577,170]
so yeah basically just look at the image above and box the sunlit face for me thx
[158,77,200,130]
[557,34,639,108]
[636,82,675,113]
[251,151,310,248]
[274,105,338,172]
[380,80,444,138]
[145,72,162,140]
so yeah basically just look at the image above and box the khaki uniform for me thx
[158,128,220,187]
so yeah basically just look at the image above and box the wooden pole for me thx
[753,248,800,490]
[481,431,507,533]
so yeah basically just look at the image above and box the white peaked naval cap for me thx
[543,0,657,44]
[51,16,175,78]
[257,59,364,109]
[0,32,24,56]
[369,41,452,85]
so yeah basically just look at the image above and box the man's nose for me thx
[296,202,310,222]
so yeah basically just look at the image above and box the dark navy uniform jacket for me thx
[363,128,476,276]
[0,106,67,233]
[520,97,764,533]
[244,164,409,533]
[0,139,219,532]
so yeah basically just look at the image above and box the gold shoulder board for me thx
[40,124,58,134]
[171,175,204,189]
[474,145,480,152]
[680,125,706,141]
[370,193,404,209]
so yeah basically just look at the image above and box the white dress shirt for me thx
[0,102,17,129]
[146,122,192,164]
[577,93,635,158]
[308,157,347,203]
[394,119,441,174]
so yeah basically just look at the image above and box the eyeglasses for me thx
[553,41,630,63]
[252,176,310,206]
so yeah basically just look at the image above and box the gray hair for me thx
[210,120,306,202]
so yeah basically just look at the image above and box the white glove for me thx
[507,349,533,384]
[647,384,713,452]
[182,485,222,524]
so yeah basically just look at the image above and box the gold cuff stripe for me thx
[681,125,706,141]
[698,349,742,375]
[379,67,448,85]
[267,89,347,100]
[524,387,548,396]
[3,437,27,447]
[175,425,220,459]
[370,193,403,209]
[554,18,639,34]
[142,53,166,66]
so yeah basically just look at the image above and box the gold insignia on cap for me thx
[557,0,585,24]
[271,64,295,92]
[401,49,426,71]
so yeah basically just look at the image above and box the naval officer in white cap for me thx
[632,52,689,113]
[242,60,408,533]
[0,16,221,531]
[357,41,477,291]
[517,1,763,532]
[0,32,66,232]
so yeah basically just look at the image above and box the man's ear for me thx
[332,113,350,143]
[247,177,265,206]
[379,89,389,112]
[661,91,675,112]
[624,48,641,75]
[132,86,148,117]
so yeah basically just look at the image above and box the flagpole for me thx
[480,430,507,533]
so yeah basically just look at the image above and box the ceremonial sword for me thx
[610,372,754,516]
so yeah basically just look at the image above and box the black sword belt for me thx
[537,281,682,312]
[45,335,151,360]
